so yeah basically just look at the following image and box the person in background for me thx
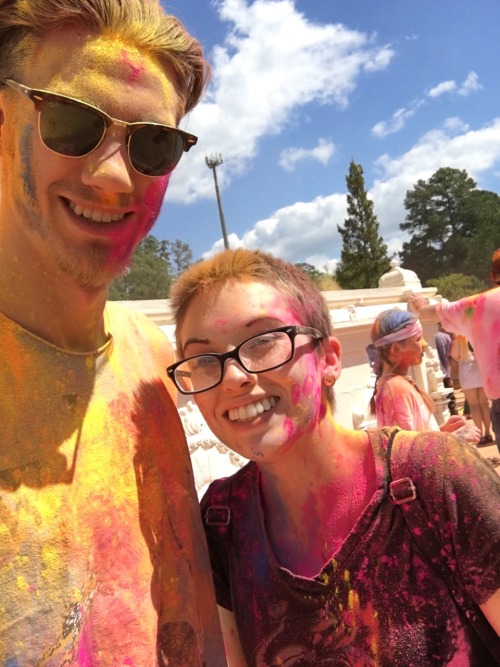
[370,309,479,444]
[167,248,500,666]
[450,335,493,445]
[0,1,224,664]
[434,323,458,415]
[409,248,500,454]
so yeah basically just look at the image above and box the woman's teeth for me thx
[228,396,277,422]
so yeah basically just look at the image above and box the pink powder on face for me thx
[213,318,231,334]
[121,50,145,83]
[283,417,295,440]
[291,382,302,403]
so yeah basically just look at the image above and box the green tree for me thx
[170,239,193,277]
[398,167,492,283]
[295,262,323,285]
[460,190,500,280]
[427,273,488,301]
[108,235,172,300]
[336,160,391,289]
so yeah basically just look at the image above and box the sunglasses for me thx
[3,78,198,177]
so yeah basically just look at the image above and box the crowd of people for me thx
[0,0,498,664]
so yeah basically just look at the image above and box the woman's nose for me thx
[221,359,257,390]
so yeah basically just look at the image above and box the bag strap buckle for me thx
[205,505,231,526]
[389,477,417,505]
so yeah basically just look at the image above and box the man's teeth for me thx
[228,397,277,422]
[69,202,124,223]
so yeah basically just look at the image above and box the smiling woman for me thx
[169,248,500,666]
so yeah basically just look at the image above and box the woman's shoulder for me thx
[200,461,257,509]
[378,373,414,393]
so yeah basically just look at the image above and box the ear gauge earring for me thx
[323,375,336,388]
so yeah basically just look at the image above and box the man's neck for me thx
[0,267,110,352]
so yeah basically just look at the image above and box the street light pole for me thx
[205,153,230,250]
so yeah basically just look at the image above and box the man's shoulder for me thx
[105,302,175,367]
[105,302,171,344]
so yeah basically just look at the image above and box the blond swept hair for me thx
[0,0,210,116]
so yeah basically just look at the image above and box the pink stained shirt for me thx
[437,287,500,399]
[375,373,440,432]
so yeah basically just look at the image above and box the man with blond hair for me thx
[0,0,225,663]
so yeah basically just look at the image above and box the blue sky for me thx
[157,0,500,271]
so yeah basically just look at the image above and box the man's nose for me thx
[81,127,134,194]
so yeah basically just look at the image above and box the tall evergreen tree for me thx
[336,160,391,289]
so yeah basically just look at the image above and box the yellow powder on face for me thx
[25,28,181,123]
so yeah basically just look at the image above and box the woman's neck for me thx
[382,362,409,376]
[258,424,375,576]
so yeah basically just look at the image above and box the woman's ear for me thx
[321,336,342,386]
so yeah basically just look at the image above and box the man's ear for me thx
[321,336,342,383]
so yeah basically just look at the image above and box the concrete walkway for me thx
[477,442,500,475]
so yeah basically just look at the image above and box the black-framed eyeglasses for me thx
[167,325,324,395]
[2,78,197,177]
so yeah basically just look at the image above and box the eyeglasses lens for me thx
[40,101,105,157]
[239,331,292,372]
[129,125,184,176]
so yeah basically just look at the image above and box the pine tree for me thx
[336,160,391,288]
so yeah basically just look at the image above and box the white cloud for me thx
[371,117,500,241]
[167,0,394,202]
[204,117,500,268]
[371,102,422,138]
[203,193,348,262]
[427,80,456,98]
[371,71,482,140]
[458,71,482,96]
[443,117,470,134]
[427,71,481,99]
[279,139,336,171]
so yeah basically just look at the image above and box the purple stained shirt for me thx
[201,430,500,666]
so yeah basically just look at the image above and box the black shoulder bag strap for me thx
[386,427,500,663]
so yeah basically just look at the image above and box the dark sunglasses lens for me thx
[39,101,105,157]
[129,125,184,176]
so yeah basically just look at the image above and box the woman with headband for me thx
[370,309,480,442]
